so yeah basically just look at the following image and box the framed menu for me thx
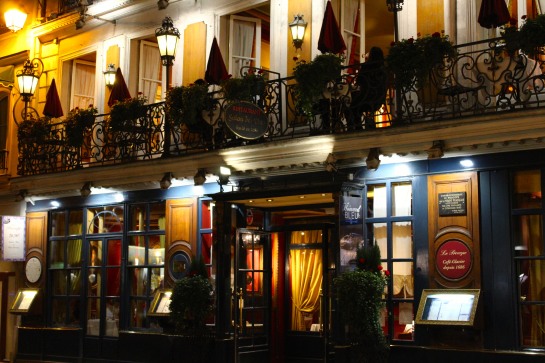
[415,289,480,326]
[9,288,39,314]
[148,289,172,317]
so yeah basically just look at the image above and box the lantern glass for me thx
[17,73,38,97]
[289,15,307,43]
[4,9,27,32]
[157,33,178,58]
[104,64,116,87]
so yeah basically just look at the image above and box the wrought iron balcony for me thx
[16,38,545,176]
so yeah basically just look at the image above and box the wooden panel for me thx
[182,22,206,86]
[165,198,197,286]
[427,172,480,289]
[417,0,444,37]
[26,212,47,257]
[25,212,47,288]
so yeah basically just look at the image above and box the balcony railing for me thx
[17,38,545,176]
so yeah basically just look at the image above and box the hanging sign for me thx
[340,196,363,225]
[224,101,268,140]
[1,216,26,261]
[435,239,472,280]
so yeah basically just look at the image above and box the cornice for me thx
[3,109,545,202]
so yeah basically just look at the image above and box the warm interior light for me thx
[289,14,307,49]
[4,9,27,32]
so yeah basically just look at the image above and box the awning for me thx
[0,65,14,88]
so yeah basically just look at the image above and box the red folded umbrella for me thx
[478,0,510,29]
[318,1,347,54]
[108,67,131,107]
[43,78,64,118]
[205,37,230,85]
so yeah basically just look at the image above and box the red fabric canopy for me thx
[108,67,131,107]
[43,78,63,118]
[318,1,347,54]
[478,0,510,29]
[205,37,230,85]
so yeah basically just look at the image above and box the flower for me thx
[377,265,383,271]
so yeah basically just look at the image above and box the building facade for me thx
[0,0,545,362]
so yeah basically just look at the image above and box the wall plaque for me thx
[438,192,467,216]
[435,239,472,280]
[224,101,268,140]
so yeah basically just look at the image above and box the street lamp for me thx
[16,58,43,123]
[386,0,404,120]
[386,0,404,42]
[156,16,179,157]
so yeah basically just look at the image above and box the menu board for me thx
[415,289,480,326]
[148,289,172,316]
[9,289,39,314]
[1,216,26,261]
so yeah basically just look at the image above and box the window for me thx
[512,169,545,348]
[138,40,163,104]
[229,15,261,77]
[49,210,84,327]
[339,0,364,67]
[127,202,166,330]
[366,181,414,341]
[71,59,96,109]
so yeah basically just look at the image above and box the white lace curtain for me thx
[72,61,95,109]
[231,19,255,78]
[140,41,162,104]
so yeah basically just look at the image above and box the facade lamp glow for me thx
[4,9,27,32]
[289,14,307,50]
[103,64,116,88]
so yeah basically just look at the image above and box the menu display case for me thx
[415,289,480,326]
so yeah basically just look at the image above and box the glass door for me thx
[233,229,271,362]
[85,237,122,338]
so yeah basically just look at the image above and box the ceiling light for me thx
[366,148,381,170]
[81,182,92,197]
[460,159,474,167]
[160,172,173,190]
[50,200,60,208]
[194,169,206,186]
[157,0,169,10]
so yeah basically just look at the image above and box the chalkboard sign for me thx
[438,192,467,216]
[224,101,268,140]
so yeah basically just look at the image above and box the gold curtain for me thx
[68,216,83,293]
[289,230,323,331]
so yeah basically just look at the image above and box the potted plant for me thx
[221,72,266,102]
[502,14,545,57]
[386,31,457,90]
[293,53,344,115]
[109,93,147,132]
[169,256,213,336]
[17,116,51,143]
[64,105,98,147]
[334,244,390,363]
[166,81,210,129]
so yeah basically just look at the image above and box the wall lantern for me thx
[16,58,43,122]
[4,9,27,32]
[103,64,116,88]
[289,14,307,50]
